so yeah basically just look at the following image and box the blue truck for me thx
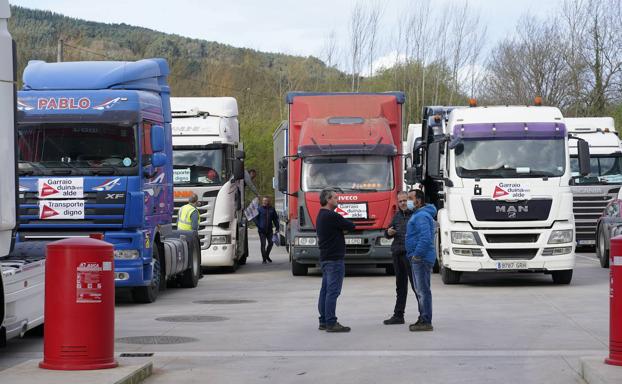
[15,59,201,303]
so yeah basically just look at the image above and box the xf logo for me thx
[105,193,125,200]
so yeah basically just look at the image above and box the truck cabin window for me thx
[455,138,565,178]
[18,124,137,175]
[570,155,622,184]
[301,155,393,192]
[173,149,227,186]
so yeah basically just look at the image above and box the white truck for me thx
[0,1,45,346]
[407,104,590,285]
[566,117,622,248]
[171,97,248,272]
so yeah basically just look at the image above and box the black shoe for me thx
[409,322,433,332]
[318,323,326,331]
[326,322,351,333]
[267,257,273,263]
[262,260,267,264]
[383,315,405,325]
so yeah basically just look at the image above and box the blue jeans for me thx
[410,257,434,324]
[318,259,345,326]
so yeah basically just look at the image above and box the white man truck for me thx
[567,117,622,249]
[407,104,590,285]
[171,97,248,272]
[0,1,45,345]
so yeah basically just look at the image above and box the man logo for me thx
[496,205,528,219]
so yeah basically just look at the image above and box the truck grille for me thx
[487,248,538,260]
[173,197,216,249]
[572,188,619,242]
[19,192,124,228]
[484,234,539,243]
[346,244,371,255]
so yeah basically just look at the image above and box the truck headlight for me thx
[451,231,480,245]
[379,238,393,246]
[211,235,231,245]
[114,249,140,260]
[548,230,573,244]
[296,237,317,246]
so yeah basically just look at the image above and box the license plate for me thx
[578,240,595,245]
[496,261,528,270]
[345,238,363,245]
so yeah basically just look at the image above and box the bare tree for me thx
[366,2,384,78]
[349,2,369,91]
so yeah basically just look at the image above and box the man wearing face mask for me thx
[405,189,437,331]
[382,191,416,325]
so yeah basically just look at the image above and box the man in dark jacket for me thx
[316,188,356,333]
[383,191,415,325]
[406,189,437,331]
[253,196,279,263]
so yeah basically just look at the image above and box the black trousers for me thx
[392,251,415,317]
[258,232,274,261]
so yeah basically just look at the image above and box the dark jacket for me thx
[385,208,413,254]
[254,205,279,235]
[405,204,438,263]
[316,208,356,261]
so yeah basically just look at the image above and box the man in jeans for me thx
[405,189,437,331]
[316,188,355,332]
[383,191,415,325]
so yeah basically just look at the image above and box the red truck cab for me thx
[273,92,404,275]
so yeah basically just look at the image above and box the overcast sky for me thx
[10,0,564,70]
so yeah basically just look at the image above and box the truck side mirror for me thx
[577,139,590,176]
[151,125,165,153]
[405,166,422,185]
[278,158,288,193]
[235,149,245,160]
[427,141,442,179]
[233,159,244,180]
[152,152,167,168]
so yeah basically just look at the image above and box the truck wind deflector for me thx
[297,143,397,157]
[453,122,566,140]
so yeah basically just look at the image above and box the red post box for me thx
[39,236,117,370]
[606,236,622,366]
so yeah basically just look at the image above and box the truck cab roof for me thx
[447,106,564,130]
[171,97,239,145]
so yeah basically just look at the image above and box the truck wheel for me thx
[597,228,610,268]
[239,227,249,265]
[551,269,573,284]
[291,259,308,276]
[181,235,201,288]
[440,264,461,284]
[132,246,161,303]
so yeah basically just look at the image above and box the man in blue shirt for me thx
[253,196,279,264]
[405,189,437,331]
[316,188,356,333]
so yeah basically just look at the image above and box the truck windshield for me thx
[18,123,138,176]
[173,149,226,186]
[570,155,622,184]
[301,155,393,192]
[455,138,565,178]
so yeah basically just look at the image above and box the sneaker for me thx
[318,323,326,331]
[409,322,433,332]
[325,322,351,333]
[383,315,405,325]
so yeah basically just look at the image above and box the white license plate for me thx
[496,261,528,270]
[345,238,363,245]
[578,240,595,245]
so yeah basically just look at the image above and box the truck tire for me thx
[292,259,308,276]
[238,227,249,265]
[132,245,161,303]
[440,264,461,284]
[180,235,201,288]
[597,227,610,268]
[551,269,573,284]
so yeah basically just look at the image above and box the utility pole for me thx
[57,39,63,62]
